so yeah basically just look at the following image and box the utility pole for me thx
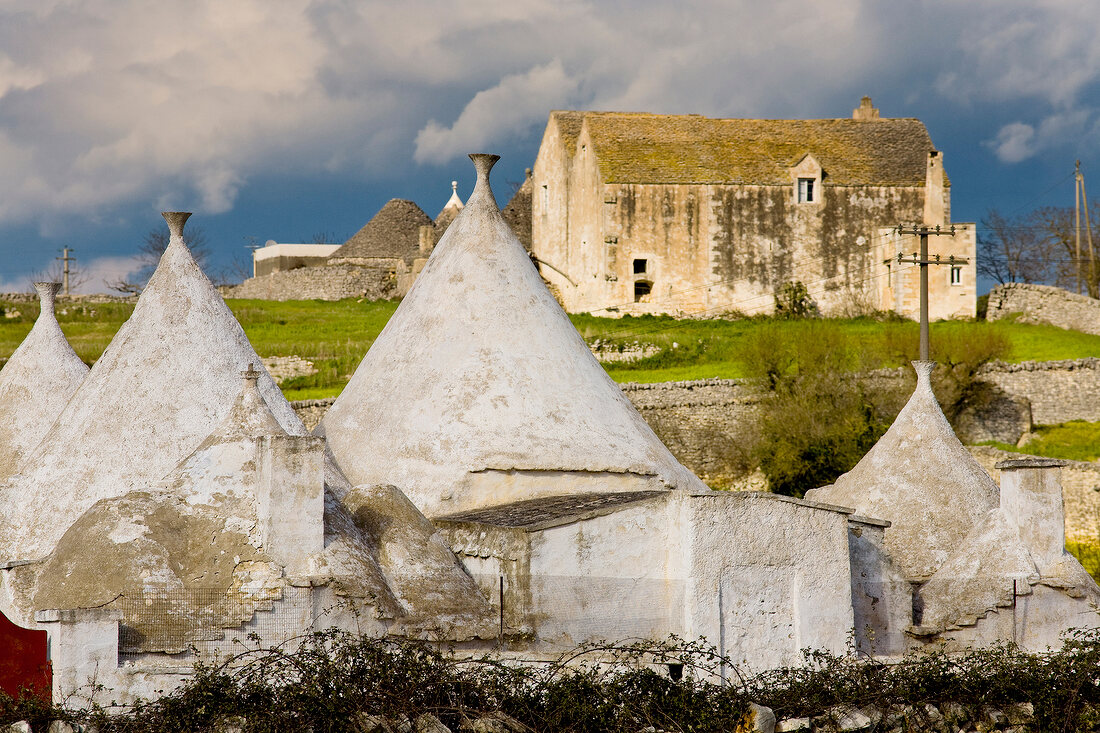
[55,247,75,295]
[1076,161,1082,295]
[888,225,966,361]
[1081,169,1096,297]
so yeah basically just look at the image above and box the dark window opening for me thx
[666,663,684,682]
[633,258,647,274]
[634,280,652,302]
[798,177,815,203]
[950,266,962,285]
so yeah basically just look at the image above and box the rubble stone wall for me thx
[986,282,1100,335]
[222,264,398,302]
[979,358,1100,425]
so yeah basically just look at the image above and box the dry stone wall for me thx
[292,360,1100,491]
[222,264,398,301]
[986,282,1100,335]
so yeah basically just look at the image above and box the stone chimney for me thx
[995,458,1069,569]
[257,433,325,576]
[418,225,436,256]
[852,96,880,120]
[923,150,945,225]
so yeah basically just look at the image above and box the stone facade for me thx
[986,282,1100,335]
[530,101,976,319]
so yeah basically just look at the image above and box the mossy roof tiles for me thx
[550,111,940,187]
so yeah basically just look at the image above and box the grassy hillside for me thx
[3,297,1100,400]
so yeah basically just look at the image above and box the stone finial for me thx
[468,153,499,198]
[33,281,61,318]
[525,167,532,179]
[242,362,263,382]
[912,360,935,389]
[451,180,458,193]
[161,212,192,241]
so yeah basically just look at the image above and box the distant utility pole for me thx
[888,225,967,361]
[1076,160,1082,295]
[56,247,75,295]
[1075,162,1096,296]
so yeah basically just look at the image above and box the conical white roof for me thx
[0,282,87,481]
[318,154,706,517]
[805,361,998,580]
[0,213,305,561]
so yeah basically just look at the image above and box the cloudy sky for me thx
[0,0,1098,292]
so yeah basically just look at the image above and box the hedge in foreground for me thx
[6,629,1100,732]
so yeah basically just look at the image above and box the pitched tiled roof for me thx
[551,111,939,187]
[551,111,585,156]
[502,175,532,249]
[329,199,433,261]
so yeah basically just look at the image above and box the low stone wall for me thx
[986,282,1100,335]
[620,379,764,483]
[223,264,397,301]
[979,358,1100,425]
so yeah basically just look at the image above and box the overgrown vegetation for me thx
[9,631,1100,732]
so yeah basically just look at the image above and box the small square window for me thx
[633,258,647,275]
[797,178,815,203]
[950,266,962,285]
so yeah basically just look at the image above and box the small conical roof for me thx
[0,213,305,561]
[0,282,88,481]
[318,154,706,517]
[435,180,464,227]
[805,361,998,580]
[329,199,433,261]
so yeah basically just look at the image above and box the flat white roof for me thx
[253,243,341,261]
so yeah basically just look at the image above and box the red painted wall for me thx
[0,611,50,702]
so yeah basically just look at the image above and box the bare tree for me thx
[308,231,342,244]
[107,224,211,294]
[1032,203,1100,297]
[30,250,89,294]
[977,209,1055,286]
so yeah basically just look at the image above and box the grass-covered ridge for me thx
[1,298,1099,399]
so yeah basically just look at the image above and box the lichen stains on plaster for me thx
[0,282,88,483]
[806,361,998,580]
[0,214,305,563]
[320,154,705,518]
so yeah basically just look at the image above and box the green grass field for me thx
[4,297,1100,400]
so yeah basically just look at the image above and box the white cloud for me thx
[988,122,1037,163]
[414,59,578,164]
[0,0,1099,230]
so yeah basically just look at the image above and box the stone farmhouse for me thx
[529,98,976,319]
[0,155,1093,706]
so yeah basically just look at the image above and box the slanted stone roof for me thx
[318,154,708,518]
[550,110,939,186]
[805,361,998,580]
[0,213,305,563]
[550,110,585,157]
[0,282,88,482]
[502,174,532,250]
[436,491,666,530]
[329,199,433,261]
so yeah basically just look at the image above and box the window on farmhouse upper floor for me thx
[797,178,815,203]
[951,266,962,285]
[633,258,648,275]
